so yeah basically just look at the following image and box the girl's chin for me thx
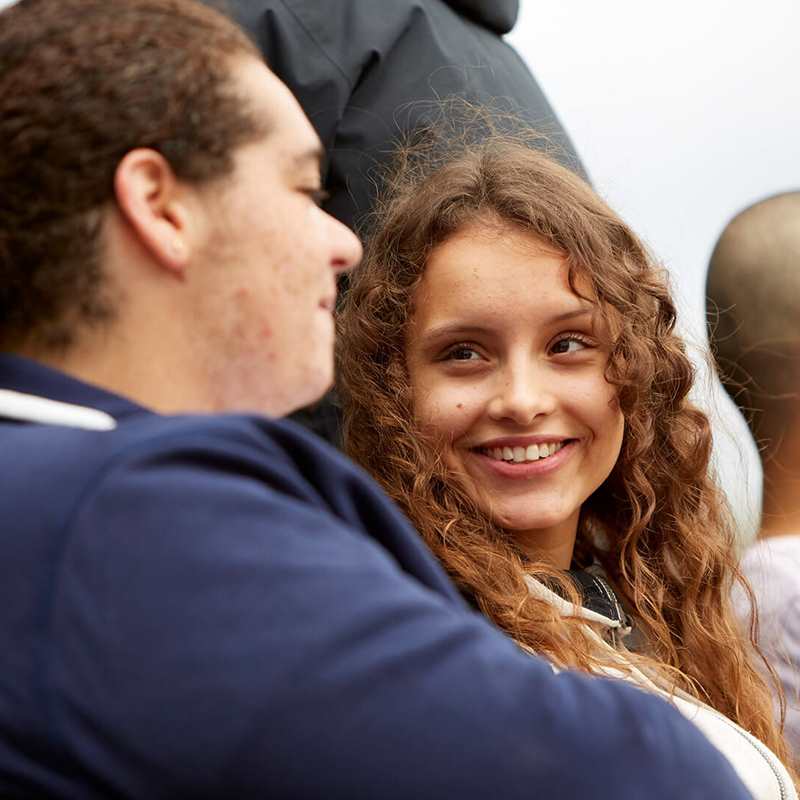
[490,513,575,533]
[501,524,569,539]
[481,502,580,541]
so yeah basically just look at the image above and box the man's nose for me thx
[487,363,557,425]
[328,215,363,276]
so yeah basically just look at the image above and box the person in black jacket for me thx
[0,1,752,797]
[222,0,587,442]
[224,0,586,233]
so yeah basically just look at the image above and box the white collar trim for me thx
[0,389,117,431]
[523,573,622,629]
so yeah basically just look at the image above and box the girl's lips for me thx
[468,439,577,479]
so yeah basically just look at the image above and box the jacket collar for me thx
[0,353,148,428]
[524,568,631,633]
[443,0,519,35]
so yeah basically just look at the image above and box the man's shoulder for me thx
[0,410,394,543]
[1,406,459,616]
[8,406,345,466]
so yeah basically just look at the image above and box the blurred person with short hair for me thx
[707,191,800,764]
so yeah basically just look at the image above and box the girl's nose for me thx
[487,364,557,425]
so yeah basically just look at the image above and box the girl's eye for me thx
[550,336,590,355]
[444,345,482,362]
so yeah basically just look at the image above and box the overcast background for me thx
[3,0,798,538]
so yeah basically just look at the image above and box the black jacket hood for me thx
[444,0,519,34]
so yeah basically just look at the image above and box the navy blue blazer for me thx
[0,354,748,798]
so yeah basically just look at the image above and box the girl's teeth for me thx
[484,442,566,463]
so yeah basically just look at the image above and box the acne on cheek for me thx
[232,286,273,342]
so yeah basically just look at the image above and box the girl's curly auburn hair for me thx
[336,124,792,765]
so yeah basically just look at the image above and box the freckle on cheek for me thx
[456,403,464,409]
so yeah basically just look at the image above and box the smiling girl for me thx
[336,132,796,798]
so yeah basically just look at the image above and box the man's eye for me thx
[550,336,590,355]
[303,188,329,207]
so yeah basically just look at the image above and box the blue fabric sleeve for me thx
[44,429,749,799]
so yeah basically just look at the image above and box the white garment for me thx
[0,388,116,429]
[525,574,797,800]
[735,535,800,763]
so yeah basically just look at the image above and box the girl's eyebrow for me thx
[419,323,493,341]
[420,308,595,342]
[547,308,595,325]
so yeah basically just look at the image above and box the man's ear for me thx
[113,149,194,276]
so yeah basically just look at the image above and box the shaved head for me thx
[706,192,800,460]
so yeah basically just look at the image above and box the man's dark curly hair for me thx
[0,0,263,351]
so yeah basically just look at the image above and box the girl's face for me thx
[405,221,624,568]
